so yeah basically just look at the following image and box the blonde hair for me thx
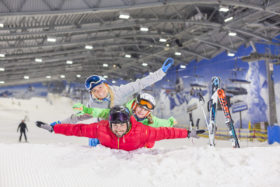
[105,83,115,108]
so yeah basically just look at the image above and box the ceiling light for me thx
[24,76,29,80]
[142,63,148,66]
[125,54,131,58]
[165,43,170,47]
[0,67,5,71]
[103,75,108,78]
[219,6,229,12]
[60,75,65,78]
[224,16,233,23]
[66,60,73,64]
[140,27,149,32]
[119,13,130,19]
[0,53,5,58]
[46,75,51,79]
[228,32,237,36]
[227,52,235,57]
[47,37,56,42]
[35,58,42,63]
[175,52,181,56]
[76,74,81,78]
[0,23,4,28]
[180,65,186,69]
[159,38,167,43]
[103,63,108,67]
[112,80,116,84]
[0,81,4,84]
[85,45,93,50]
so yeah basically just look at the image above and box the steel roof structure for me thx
[0,0,280,86]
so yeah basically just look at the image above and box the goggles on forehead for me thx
[85,75,105,91]
[109,112,129,124]
[138,99,154,110]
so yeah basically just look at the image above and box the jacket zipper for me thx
[117,138,119,149]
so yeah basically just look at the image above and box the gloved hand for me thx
[161,57,174,73]
[50,121,61,126]
[89,138,100,147]
[73,103,93,115]
[36,121,53,132]
[188,129,205,138]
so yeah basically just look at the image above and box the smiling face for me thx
[90,83,109,99]
[111,122,128,137]
[134,105,150,119]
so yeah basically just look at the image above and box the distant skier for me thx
[36,106,204,151]
[50,58,174,147]
[17,120,28,142]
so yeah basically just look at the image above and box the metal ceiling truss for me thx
[0,0,280,86]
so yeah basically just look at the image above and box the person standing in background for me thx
[17,120,28,142]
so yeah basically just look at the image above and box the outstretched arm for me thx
[53,123,99,138]
[149,115,176,127]
[72,103,110,119]
[144,126,189,142]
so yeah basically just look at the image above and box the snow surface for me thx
[0,95,280,187]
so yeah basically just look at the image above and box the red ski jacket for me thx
[54,116,188,151]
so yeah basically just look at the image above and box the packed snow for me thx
[0,95,279,187]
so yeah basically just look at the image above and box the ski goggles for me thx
[109,112,129,124]
[138,99,154,110]
[85,75,105,91]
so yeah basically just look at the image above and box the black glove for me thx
[188,129,205,138]
[36,121,53,132]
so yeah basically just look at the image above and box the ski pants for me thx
[19,131,27,142]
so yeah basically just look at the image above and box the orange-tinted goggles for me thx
[138,99,154,110]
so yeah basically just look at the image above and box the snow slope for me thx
[0,95,280,187]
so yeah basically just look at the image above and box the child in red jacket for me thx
[36,106,204,151]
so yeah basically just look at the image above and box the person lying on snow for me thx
[36,105,205,151]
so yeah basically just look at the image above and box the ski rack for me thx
[207,76,240,148]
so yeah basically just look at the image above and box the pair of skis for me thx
[200,77,240,148]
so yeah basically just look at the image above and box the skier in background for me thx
[17,120,28,142]
[50,58,174,146]
[36,106,204,151]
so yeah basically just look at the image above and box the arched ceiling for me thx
[0,0,280,86]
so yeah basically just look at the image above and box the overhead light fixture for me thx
[103,75,108,78]
[60,75,65,78]
[47,37,56,42]
[103,63,108,67]
[24,76,29,80]
[175,52,182,56]
[35,58,42,63]
[180,65,186,69]
[159,38,167,43]
[140,27,149,32]
[125,54,131,58]
[142,63,148,66]
[0,81,4,84]
[0,53,5,58]
[224,16,233,23]
[119,13,130,19]
[66,60,73,64]
[219,6,229,12]
[0,23,4,28]
[76,74,81,78]
[112,80,116,84]
[227,52,235,57]
[228,32,237,36]
[166,43,170,47]
[85,45,93,50]
[46,75,51,79]
[0,67,5,71]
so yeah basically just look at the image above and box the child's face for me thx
[135,105,150,118]
[111,122,128,137]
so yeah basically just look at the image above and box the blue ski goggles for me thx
[85,75,106,91]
